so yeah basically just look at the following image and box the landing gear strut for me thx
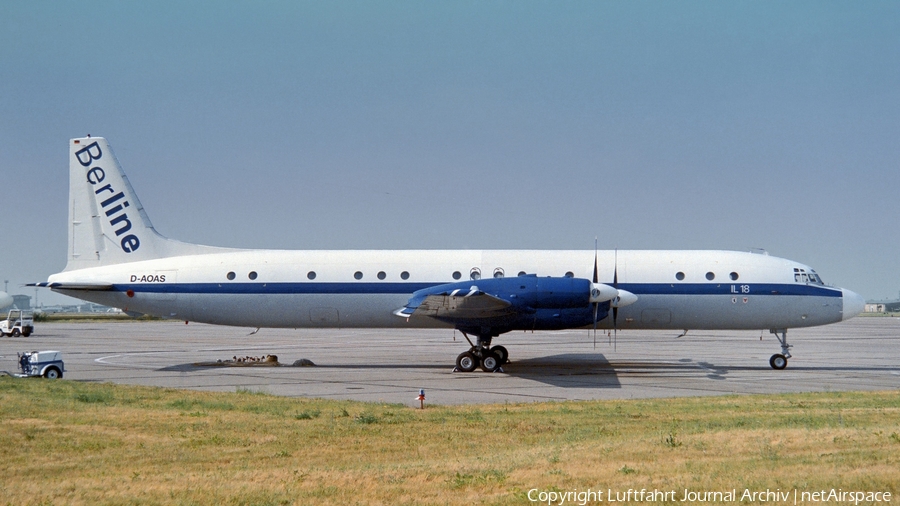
[454,331,508,373]
[769,329,791,370]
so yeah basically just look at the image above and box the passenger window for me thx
[493,268,504,278]
[675,272,685,281]
[226,271,236,280]
[706,272,715,281]
[377,271,386,280]
[470,267,481,280]
[248,271,258,280]
[307,271,316,280]
[565,271,574,278]
[452,271,462,280]
[400,271,410,280]
[354,271,363,280]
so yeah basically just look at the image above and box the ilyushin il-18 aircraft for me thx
[33,137,865,372]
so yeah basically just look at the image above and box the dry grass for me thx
[1,378,898,505]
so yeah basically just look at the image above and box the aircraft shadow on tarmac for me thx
[156,355,899,390]
[498,354,744,388]
[503,356,900,388]
[496,354,623,388]
[156,354,684,389]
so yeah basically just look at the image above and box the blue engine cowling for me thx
[402,274,610,334]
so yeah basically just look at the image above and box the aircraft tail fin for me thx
[65,137,223,270]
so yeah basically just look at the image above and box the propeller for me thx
[607,248,638,351]
[612,249,618,350]
[592,239,599,349]
[587,243,637,350]
[588,239,617,347]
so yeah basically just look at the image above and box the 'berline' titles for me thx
[74,142,141,253]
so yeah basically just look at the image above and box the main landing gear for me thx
[769,329,792,370]
[454,331,508,373]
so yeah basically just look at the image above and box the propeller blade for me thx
[613,248,618,288]
[613,248,618,351]
[613,306,618,351]
[592,238,599,349]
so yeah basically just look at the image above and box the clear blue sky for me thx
[2,1,898,305]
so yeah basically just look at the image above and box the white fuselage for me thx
[49,248,855,331]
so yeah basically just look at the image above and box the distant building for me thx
[11,295,31,310]
[36,302,120,314]
[864,294,900,313]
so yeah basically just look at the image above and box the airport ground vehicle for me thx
[0,310,33,337]
[16,350,64,378]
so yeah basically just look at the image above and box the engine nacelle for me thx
[406,274,596,311]
[398,274,634,333]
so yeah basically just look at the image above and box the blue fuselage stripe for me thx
[114,282,842,298]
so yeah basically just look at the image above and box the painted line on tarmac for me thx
[95,354,160,369]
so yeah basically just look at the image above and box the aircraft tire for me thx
[481,352,501,372]
[769,354,787,370]
[490,345,508,364]
[456,351,479,372]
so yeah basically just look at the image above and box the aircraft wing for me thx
[399,291,516,320]
[395,276,611,330]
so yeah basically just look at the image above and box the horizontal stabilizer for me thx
[28,282,115,291]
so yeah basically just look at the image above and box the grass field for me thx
[1,378,898,505]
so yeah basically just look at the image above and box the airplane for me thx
[32,137,865,371]
[0,291,13,309]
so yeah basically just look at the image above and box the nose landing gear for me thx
[769,329,792,370]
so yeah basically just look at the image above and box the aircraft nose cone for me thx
[841,288,865,321]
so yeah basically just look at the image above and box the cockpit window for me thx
[809,270,823,284]
[793,267,823,285]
